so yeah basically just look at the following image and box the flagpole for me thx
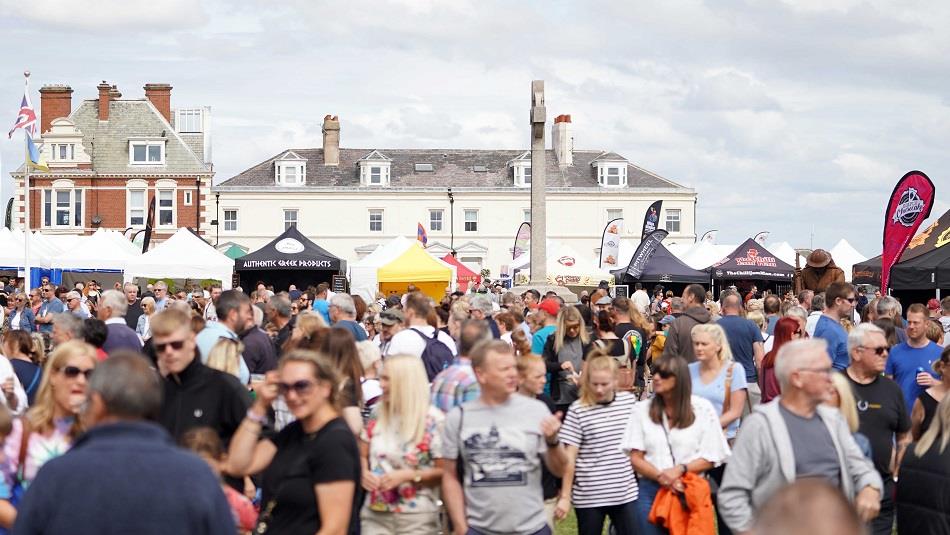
[22,71,31,295]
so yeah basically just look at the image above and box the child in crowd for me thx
[180,427,257,534]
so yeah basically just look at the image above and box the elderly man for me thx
[64,291,89,319]
[470,294,500,338]
[718,339,883,534]
[154,308,251,444]
[152,281,169,312]
[439,340,567,535]
[875,296,907,344]
[123,282,143,329]
[52,312,84,347]
[265,295,294,354]
[98,289,142,355]
[430,319,489,413]
[329,293,367,341]
[845,323,911,535]
[13,353,236,535]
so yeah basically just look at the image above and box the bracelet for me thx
[546,438,559,447]
[245,409,267,425]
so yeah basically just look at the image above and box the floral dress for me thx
[361,406,444,514]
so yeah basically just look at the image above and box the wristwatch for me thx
[413,470,422,484]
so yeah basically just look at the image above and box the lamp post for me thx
[447,187,455,256]
[213,192,220,246]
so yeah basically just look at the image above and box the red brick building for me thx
[11,81,213,241]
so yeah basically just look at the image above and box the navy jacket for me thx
[102,320,142,355]
[5,308,34,333]
[12,421,235,535]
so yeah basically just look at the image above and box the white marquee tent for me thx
[51,228,137,273]
[830,239,868,282]
[124,228,234,288]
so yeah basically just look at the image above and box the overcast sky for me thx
[1,0,947,256]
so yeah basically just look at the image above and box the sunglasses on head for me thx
[61,365,94,380]
[155,339,187,353]
[277,379,315,396]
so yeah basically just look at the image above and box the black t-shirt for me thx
[846,373,910,477]
[261,417,360,535]
[615,322,646,365]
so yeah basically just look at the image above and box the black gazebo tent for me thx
[707,238,795,295]
[235,226,346,291]
[852,209,950,289]
[890,244,950,290]
[613,243,709,287]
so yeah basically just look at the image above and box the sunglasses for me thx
[655,369,676,379]
[155,339,187,353]
[860,345,888,356]
[842,297,856,303]
[277,380,315,396]
[62,365,94,380]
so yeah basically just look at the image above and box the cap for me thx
[659,315,676,325]
[594,295,612,306]
[289,289,302,301]
[928,298,941,311]
[806,249,833,268]
[379,309,404,325]
[537,298,561,316]
[385,295,402,308]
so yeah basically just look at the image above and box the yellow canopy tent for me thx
[377,243,454,300]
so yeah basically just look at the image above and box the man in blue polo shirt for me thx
[886,303,944,416]
[311,282,331,324]
[813,281,854,371]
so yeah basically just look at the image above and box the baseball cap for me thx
[379,309,404,326]
[385,295,402,309]
[289,289,302,301]
[537,298,561,316]
[659,315,676,325]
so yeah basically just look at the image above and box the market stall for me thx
[514,242,614,288]
[235,226,345,292]
[50,228,138,289]
[613,243,709,292]
[376,243,455,300]
[706,238,795,295]
[124,228,234,289]
[441,254,481,292]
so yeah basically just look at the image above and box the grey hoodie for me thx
[660,306,711,362]
[717,398,883,533]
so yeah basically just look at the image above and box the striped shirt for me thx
[558,391,638,508]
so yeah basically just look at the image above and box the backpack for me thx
[410,328,455,381]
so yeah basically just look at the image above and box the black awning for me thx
[235,226,345,272]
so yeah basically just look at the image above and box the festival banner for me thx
[625,229,669,279]
[142,196,156,253]
[599,218,624,269]
[882,170,936,290]
[513,222,531,259]
[641,201,663,238]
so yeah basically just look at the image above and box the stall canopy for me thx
[350,236,414,301]
[51,228,137,273]
[889,244,950,290]
[767,242,798,267]
[235,226,344,289]
[678,241,738,270]
[377,243,454,299]
[514,242,614,287]
[441,254,481,292]
[853,209,949,287]
[613,243,709,284]
[124,228,234,289]
[707,238,795,281]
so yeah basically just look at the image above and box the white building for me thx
[213,114,697,278]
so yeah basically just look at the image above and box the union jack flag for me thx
[8,90,36,139]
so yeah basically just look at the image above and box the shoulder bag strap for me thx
[722,363,735,417]
[660,413,677,466]
[25,367,41,396]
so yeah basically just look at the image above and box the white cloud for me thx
[0,0,210,30]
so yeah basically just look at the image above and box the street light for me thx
[447,187,456,257]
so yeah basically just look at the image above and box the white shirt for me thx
[385,325,458,358]
[620,396,730,470]
[9,310,21,330]
[805,311,822,337]
[632,290,651,316]
[0,358,29,415]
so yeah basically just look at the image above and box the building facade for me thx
[215,115,697,277]
[11,81,213,240]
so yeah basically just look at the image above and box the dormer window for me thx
[129,140,165,165]
[358,150,392,187]
[51,144,75,161]
[274,151,306,186]
[592,152,629,188]
[508,151,531,188]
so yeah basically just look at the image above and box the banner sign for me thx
[142,196,156,253]
[642,201,663,238]
[625,229,669,279]
[599,218,624,269]
[882,170,935,290]
[513,222,531,259]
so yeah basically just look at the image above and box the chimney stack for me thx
[39,84,73,135]
[109,84,122,99]
[552,114,573,166]
[97,81,112,121]
[322,115,340,166]
[143,83,173,123]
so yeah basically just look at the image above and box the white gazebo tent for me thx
[51,228,137,273]
[349,236,457,301]
[767,241,798,267]
[124,228,234,289]
[830,239,868,282]
[514,242,614,287]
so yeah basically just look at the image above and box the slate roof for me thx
[18,99,210,176]
[218,148,688,190]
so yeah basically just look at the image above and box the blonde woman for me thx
[826,372,872,458]
[359,355,444,534]
[897,397,950,533]
[135,296,156,341]
[556,352,639,535]
[542,306,592,413]
[0,341,96,529]
[205,338,244,380]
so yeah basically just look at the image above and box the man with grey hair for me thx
[469,294,500,338]
[875,295,907,344]
[329,293,367,341]
[123,282,144,330]
[805,292,826,337]
[266,295,294,355]
[64,291,89,319]
[14,353,236,534]
[844,322,910,535]
[240,303,277,373]
[52,312,84,347]
[97,289,142,355]
[719,339,882,533]
[152,281,169,312]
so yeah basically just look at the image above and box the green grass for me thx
[554,508,609,535]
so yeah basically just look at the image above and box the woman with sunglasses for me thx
[359,355,444,534]
[759,318,804,404]
[0,341,96,530]
[5,295,34,334]
[228,350,360,535]
[542,306,592,414]
[621,357,730,535]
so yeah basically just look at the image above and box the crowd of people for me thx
[0,273,945,534]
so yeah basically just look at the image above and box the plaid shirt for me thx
[430,358,480,413]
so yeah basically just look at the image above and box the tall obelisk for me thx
[529,80,547,285]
